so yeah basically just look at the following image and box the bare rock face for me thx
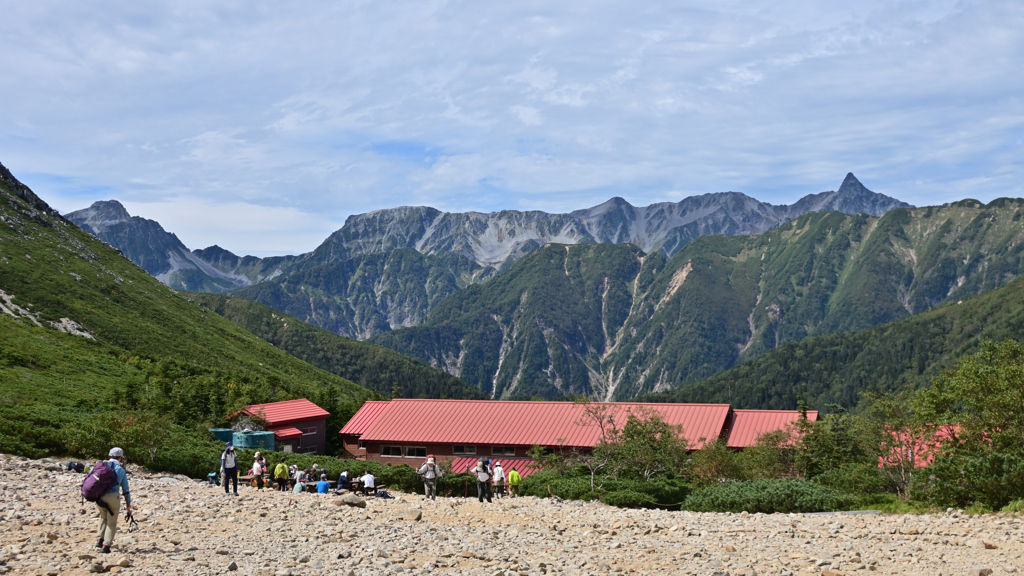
[2,454,1022,576]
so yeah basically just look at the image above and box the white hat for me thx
[109,447,124,458]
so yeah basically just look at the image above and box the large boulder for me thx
[339,494,366,508]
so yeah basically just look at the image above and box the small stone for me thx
[228,560,238,571]
[724,545,737,553]
[971,570,993,576]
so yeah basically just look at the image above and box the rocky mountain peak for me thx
[66,200,131,227]
[836,172,867,196]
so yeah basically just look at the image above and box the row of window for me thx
[378,445,518,458]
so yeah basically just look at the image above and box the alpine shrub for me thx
[685,479,853,513]
[601,490,656,508]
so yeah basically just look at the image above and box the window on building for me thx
[381,445,403,457]
[404,447,427,458]
[301,446,318,454]
[491,446,516,456]
[357,440,366,450]
[453,445,476,455]
[300,426,317,435]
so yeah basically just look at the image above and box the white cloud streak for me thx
[0,0,1021,253]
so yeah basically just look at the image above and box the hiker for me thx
[359,470,376,496]
[472,457,492,503]
[316,474,331,494]
[336,470,351,492]
[417,455,442,500]
[508,466,522,497]
[251,452,265,490]
[492,461,505,498]
[94,447,132,554]
[274,458,289,491]
[220,442,239,496]
[292,466,305,492]
[311,463,320,480]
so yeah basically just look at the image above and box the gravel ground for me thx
[1,455,1021,576]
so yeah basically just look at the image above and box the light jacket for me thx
[508,470,522,485]
[473,463,491,482]
[417,462,441,479]
[106,459,132,505]
[274,463,288,478]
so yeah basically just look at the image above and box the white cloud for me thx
[0,0,1022,254]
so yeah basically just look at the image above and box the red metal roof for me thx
[243,399,330,426]
[270,426,303,440]
[357,399,731,449]
[449,457,541,478]
[338,401,391,436]
[724,409,819,448]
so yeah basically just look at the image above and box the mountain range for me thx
[67,173,911,339]
[371,201,1024,400]
[18,157,1024,407]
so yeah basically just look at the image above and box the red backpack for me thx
[82,461,118,504]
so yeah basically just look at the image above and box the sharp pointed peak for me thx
[837,172,866,193]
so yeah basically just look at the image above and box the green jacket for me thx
[274,463,288,479]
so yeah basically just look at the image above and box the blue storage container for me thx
[232,430,275,451]
[208,428,234,443]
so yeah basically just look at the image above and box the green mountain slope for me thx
[228,248,488,339]
[636,273,1024,411]
[0,161,377,466]
[373,201,1024,400]
[184,293,485,400]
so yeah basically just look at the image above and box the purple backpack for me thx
[82,461,118,502]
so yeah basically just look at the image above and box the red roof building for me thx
[722,409,819,448]
[337,400,391,459]
[243,399,331,454]
[339,399,811,464]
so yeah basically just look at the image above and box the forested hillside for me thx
[0,161,377,471]
[185,293,485,400]
[374,201,1024,400]
[229,248,488,339]
[637,273,1024,410]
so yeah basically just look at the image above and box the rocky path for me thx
[1,455,1021,575]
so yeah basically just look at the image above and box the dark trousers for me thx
[477,480,492,503]
[255,475,264,490]
[223,467,238,493]
[276,477,288,491]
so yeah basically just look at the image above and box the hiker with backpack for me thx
[492,461,506,498]
[251,452,265,490]
[508,466,522,497]
[83,447,132,554]
[274,458,289,491]
[417,455,443,500]
[472,457,492,503]
[220,442,239,496]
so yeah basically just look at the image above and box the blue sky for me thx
[1,1,1022,256]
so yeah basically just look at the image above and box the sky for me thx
[1,1,1022,257]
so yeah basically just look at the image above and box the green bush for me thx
[601,490,656,508]
[813,463,891,496]
[684,479,854,513]
[1000,499,1024,513]
[912,451,1024,510]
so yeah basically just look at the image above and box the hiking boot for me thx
[95,539,103,549]
[100,545,111,554]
